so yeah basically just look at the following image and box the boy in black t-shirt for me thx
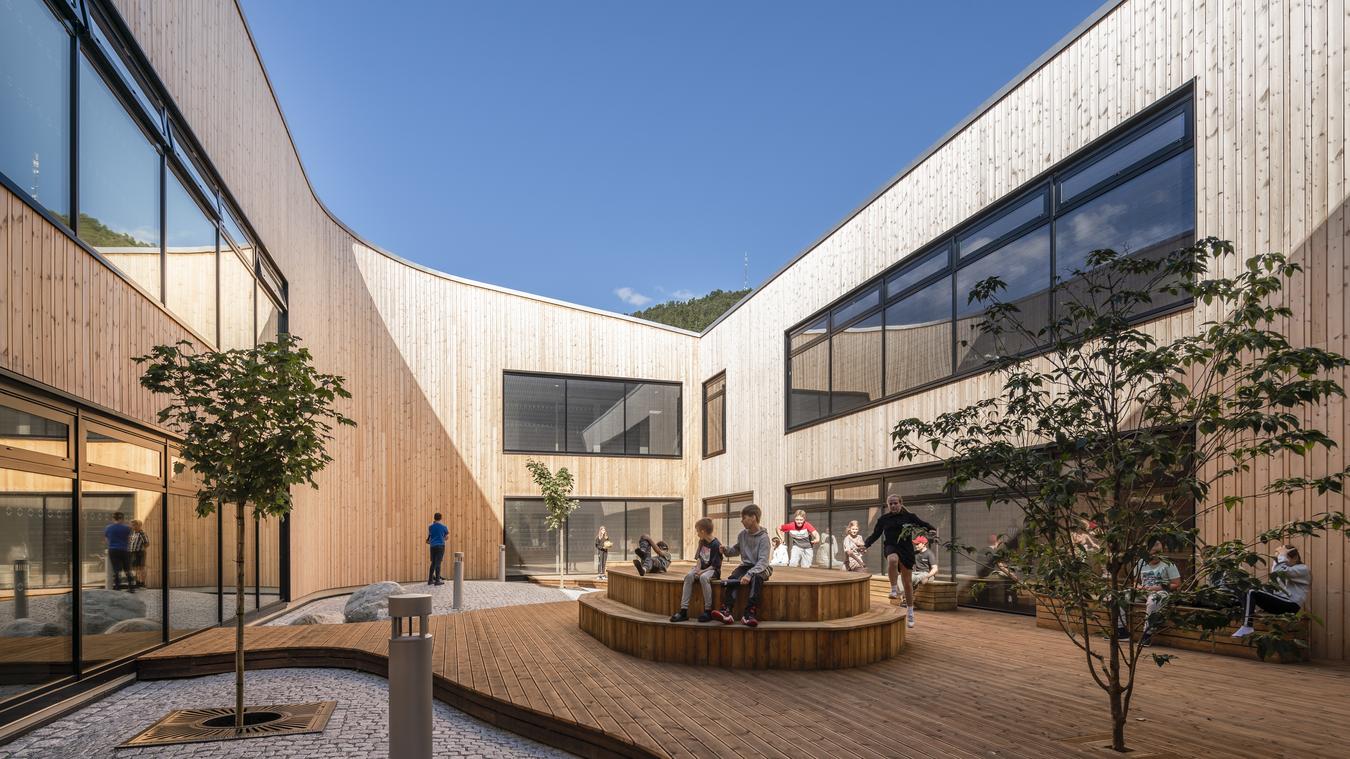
[671,518,722,622]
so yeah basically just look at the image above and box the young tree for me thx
[525,459,580,588]
[891,238,1350,752]
[137,335,354,730]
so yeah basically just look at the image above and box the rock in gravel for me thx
[0,618,64,637]
[56,590,147,633]
[290,611,345,626]
[104,617,161,634]
[344,581,405,622]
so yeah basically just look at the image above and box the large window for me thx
[504,498,683,577]
[0,0,287,352]
[702,373,725,458]
[786,94,1195,429]
[702,492,754,547]
[503,373,682,457]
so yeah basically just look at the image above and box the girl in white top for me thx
[1233,546,1311,638]
[769,536,789,566]
[842,520,868,573]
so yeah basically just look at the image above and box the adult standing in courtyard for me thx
[863,494,937,628]
[427,512,449,586]
[777,510,820,568]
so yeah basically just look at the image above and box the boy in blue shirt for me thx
[104,511,134,592]
[427,513,449,586]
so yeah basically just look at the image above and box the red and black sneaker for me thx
[740,605,759,628]
[711,608,734,625]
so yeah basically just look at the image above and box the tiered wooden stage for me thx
[578,564,903,668]
[135,598,1349,758]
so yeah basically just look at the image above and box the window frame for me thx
[0,390,78,471]
[702,371,726,459]
[502,370,684,459]
[784,88,1196,433]
[79,416,165,489]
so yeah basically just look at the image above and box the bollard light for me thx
[452,552,464,610]
[498,544,506,582]
[387,593,433,759]
[13,559,28,619]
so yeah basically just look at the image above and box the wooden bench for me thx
[607,562,871,622]
[912,580,958,611]
[1034,596,1310,662]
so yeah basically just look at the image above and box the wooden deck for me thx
[137,601,1350,758]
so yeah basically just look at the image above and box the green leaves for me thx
[135,334,356,521]
[525,459,581,532]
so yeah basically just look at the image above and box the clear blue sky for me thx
[240,0,1102,314]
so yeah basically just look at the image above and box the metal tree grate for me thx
[118,701,336,748]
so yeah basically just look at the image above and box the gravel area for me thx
[266,581,589,626]
[0,668,574,758]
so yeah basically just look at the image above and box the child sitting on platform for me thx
[671,518,722,623]
[713,503,772,627]
[633,534,671,576]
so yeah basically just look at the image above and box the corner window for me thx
[702,373,726,458]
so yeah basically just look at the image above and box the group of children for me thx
[650,496,937,629]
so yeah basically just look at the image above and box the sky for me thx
[239,0,1102,315]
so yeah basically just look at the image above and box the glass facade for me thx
[0,0,286,353]
[786,96,1195,429]
[503,373,682,457]
[0,384,282,711]
[702,493,755,548]
[504,498,683,577]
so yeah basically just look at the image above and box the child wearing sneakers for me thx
[671,518,722,622]
[632,534,671,576]
[713,503,772,627]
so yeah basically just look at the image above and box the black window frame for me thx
[702,371,726,459]
[785,86,1196,432]
[502,370,683,459]
[501,496,685,577]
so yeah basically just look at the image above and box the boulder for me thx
[343,581,404,623]
[103,617,161,634]
[0,618,63,637]
[56,589,147,634]
[289,611,345,626]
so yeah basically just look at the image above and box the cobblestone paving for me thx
[267,581,590,625]
[0,668,574,759]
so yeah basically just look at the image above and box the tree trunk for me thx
[235,502,246,730]
[1108,630,1128,751]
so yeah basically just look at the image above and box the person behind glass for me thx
[777,510,820,568]
[128,519,150,589]
[1233,545,1311,639]
[863,494,937,628]
[910,535,938,585]
[426,512,449,586]
[671,518,722,623]
[104,511,135,593]
[713,503,772,627]
[1116,541,1180,647]
[842,520,868,573]
[769,536,789,566]
[594,525,612,580]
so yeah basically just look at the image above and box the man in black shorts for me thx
[863,494,937,628]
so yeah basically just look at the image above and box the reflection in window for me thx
[1055,149,1195,314]
[165,170,218,343]
[256,285,281,345]
[79,481,162,668]
[220,206,253,265]
[1059,111,1187,201]
[956,225,1050,371]
[566,380,626,454]
[702,374,725,458]
[220,501,258,613]
[831,285,879,327]
[789,316,827,352]
[0,0,71,219]
[884,276,952,395]
[85,430,162,479]
[788,339,829,428]
[886,248,947,298]
[624,382,680,456]
[953,497,1033,614]
[0,468,74,701]
[0,401,69,459]
[830,308,881,414]
[167,494,217,637]
[258,516,281,607]
[219,248,254,350]
[958,190,1046,259]
[503,498,560,577]
[503,374,566,453]
[78,55,162,299]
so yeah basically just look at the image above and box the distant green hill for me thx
[53,213,154,248]
[631,288,751,332]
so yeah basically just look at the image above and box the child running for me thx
[671,518,722,622]
[863,494,937,628]
[713,503,772,627]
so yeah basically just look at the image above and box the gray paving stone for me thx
[0,668,573,759]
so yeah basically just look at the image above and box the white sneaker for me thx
[888,587,899,599]
[906,608,915,628]
[1232,625,1255,638]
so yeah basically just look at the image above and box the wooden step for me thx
[607,562,872,621]
[577,592,905,669]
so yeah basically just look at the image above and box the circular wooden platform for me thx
[578,562,906,669]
